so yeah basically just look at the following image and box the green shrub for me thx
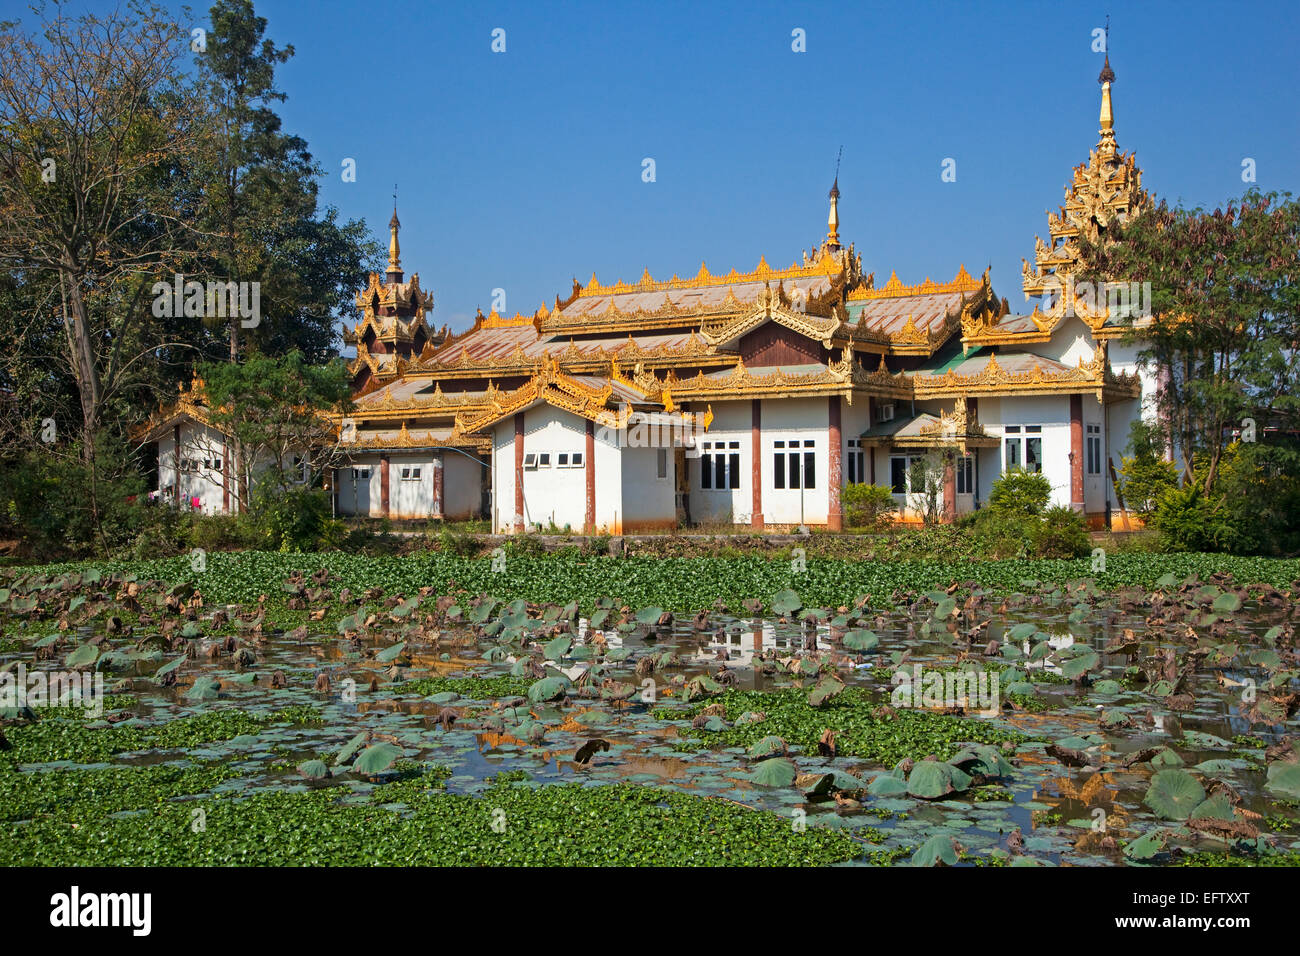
[987,468,1052,516]
[245,484,333,552]
[1120,421,1179,516]
[1150,484,1226,552]
[967,510,1040,559]
[842,483,897,530]
[1034,505,1091,558]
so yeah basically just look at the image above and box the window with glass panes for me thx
[1086,423,1102,475]
[889,455,924,494]
[1004,425,1042,473]
[956,454,974,495]
[773,439,815,489]
[699,440,740,490]
[846,438,865,484]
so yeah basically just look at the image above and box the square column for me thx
[1070,394,1085,511]
[513,412,525,532]
[827,395,843,530]
[380,452,390,517]
[942,455,956,523]
[432,452,444,518]
[584,419,595,532]
[751,400,763,528]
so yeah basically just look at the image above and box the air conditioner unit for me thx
[877,403,896,422]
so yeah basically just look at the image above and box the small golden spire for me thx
[1097,43,1118,157]
[387,202,402,280]
[827,176,840,244]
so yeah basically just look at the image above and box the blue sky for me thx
[19,0,1300,336]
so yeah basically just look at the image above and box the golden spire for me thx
[827,176,840,244]
[1097,52,1117,157]
[387,202,402,280]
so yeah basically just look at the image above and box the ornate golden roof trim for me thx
[847,264,979,301]
[572,250,848,300]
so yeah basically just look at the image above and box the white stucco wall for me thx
[620,444,675,528]
[157,422,233,515]
[490,405,624,532]
[760,396,829,526]
[443,452,484,520]
[978,395,1073,509]
[688,400,751,525]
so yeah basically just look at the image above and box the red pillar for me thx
[584,419,595,532]
[866,397,875,485]
[513,413,525,532]
[827,396,843,530]
[432,453,444,518]
[751,400,763,528]
[380,453,390,517]
[173,425,182,507]
[1070,394,1084,512]
[942,456,956,523]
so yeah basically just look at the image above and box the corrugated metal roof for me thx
[845,290,966,336]
[556,275,835,318]
[426,327,704,366]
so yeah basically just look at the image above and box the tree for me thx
[1076,190,1300,494]
[192,0,378,363]
[1118,420,1178,517]
[196,350,352,511]
[0,2,207,549]
[907,452,945,526]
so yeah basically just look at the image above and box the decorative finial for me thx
[1098,16,1115,84]
[826,146,842,245]
[387,186,402,281]
[1096,17,1117,155]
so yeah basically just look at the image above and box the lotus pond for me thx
[3,551,1300,867]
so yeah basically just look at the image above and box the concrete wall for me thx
[157,423,232,515]
[444,452,483,520]
[491,405,625,533]
[620,444,676,530]
[760,396,829,526]
[688,400,751,525]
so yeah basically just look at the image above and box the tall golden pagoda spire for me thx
[1097,42,1118,158]
[387,200,402,282]
[827,176,840,245]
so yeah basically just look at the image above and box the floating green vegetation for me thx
[398,675,532,699]
[0,761,241,823]
[659,688,1029,767]
[4,706,323,764]
[12,550,1300,613]
[1174,850,1300,867]
[1,779,865,867]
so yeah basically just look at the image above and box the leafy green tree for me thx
[1119,420,1179,517]
[192,0,379,362]
[196,350,352,510]
[1076,190,1300,494]
[0,3,207,551]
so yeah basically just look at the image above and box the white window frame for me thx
[700,440,740,491]
[956,453,974,495]
[1086,423,1103,476]
[773,438,816,491]
[846,438,865,485]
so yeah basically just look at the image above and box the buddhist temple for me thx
[145,59,1153,533]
